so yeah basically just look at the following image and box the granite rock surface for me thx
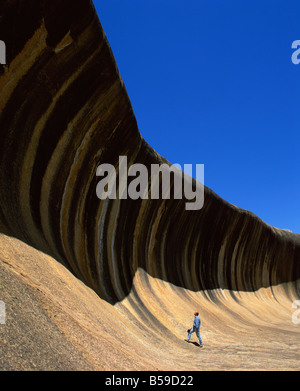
[0,0,299,370]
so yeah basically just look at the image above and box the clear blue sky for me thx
[93,0,300,233]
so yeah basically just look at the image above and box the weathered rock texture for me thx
[0,0,299,370]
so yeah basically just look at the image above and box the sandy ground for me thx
[0,233,299,371]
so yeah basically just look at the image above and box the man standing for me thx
[185,311,203,347]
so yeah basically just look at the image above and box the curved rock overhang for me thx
[0,0,299,306]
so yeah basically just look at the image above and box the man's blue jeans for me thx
[187,326,203,345]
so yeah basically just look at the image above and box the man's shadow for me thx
[185,340,200,347]
[189,341,200,347]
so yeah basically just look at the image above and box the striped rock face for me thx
[0,0,299,303]
[0,3,299,369]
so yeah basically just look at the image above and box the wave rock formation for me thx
[0,0,299,370]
